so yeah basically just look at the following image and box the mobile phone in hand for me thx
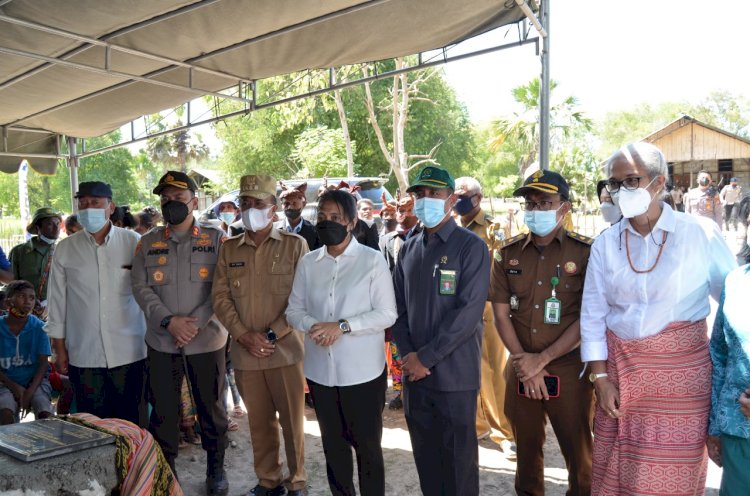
[518,375,560,398]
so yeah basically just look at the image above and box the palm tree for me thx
[490,78,592,178]
[146,117,209,173]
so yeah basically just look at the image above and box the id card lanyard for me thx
[544,264,562,325]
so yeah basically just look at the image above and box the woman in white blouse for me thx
[580,142,736,495]
[286,189,397,496]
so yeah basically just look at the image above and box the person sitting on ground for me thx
[0,280,53,424]
[64,214,83,235]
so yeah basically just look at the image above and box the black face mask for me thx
[162,200,190,225]
[284,208,302,220]
[316,220,349,246]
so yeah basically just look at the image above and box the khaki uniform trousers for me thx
[235,362,307,491]
[504,351,593,496]
[475,302,513,443]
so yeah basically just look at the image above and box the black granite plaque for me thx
[0,418,115,462]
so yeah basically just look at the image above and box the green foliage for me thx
[597,101,687,156]
[289,126,354,178]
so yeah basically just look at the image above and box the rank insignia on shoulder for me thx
[499,233,525,250]
[151,241,168,249]
[567,231,593,245]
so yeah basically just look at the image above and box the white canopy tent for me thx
[0,0,543,180]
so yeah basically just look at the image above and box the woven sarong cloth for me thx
[66,413,183,496]
[592,321,711,496]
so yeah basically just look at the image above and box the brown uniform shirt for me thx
[489,229,592,355]
[212,227,309,371]
[459,209,509,258]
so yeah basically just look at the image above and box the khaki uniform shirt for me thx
[459,209,509,259]
[131,221,228,355]
[489,229,592,357]
[9,237,54,299]
[212,228,309,371]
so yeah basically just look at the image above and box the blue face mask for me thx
[78,208,108,234]
[524,208,561,237]
[219,212,236,225]
[414,197,448,228]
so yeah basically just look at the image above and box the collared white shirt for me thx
[45,224,147,368]
[286,237,397,387]
[581,204,737,362]
[277,218,303,235]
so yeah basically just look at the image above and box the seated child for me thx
[0,280,53,424]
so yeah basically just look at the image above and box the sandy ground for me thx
[174,386,722,496]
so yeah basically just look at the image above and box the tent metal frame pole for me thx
[77,37,539,159]
[67,136,79,213]
[539,0,550,171]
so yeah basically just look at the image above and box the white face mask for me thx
[600,203,622,224]
[242,206,273,232]
[78,208,108,233]
[612,178,656,218]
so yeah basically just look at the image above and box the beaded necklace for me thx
[625,229,668,274]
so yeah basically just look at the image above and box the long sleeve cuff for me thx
[580,340,608,362]
[416,346,439,370]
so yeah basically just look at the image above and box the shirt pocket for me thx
[144,256,171,287]
[557,274,583,294]
[269,261,293,295]
[190,252,217,283]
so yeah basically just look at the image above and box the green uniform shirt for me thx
[9,237,54,299]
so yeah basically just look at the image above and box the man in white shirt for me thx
[719,177,743,231]
[46,181,147,426]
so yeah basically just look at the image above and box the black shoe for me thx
[248,484,286,496]
[388,394,403,410]
[206,450,229,496]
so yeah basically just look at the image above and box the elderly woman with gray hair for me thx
[580,142,737,495]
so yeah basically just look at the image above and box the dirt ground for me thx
[175,386,722,496]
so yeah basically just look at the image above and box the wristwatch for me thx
[588,372,608,384]
[338,319,351,334]
[160,315,174,329]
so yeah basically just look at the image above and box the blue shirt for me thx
[0,246,9,271]
[709,264,750,439]
[0,315,51,387]
[391,218,490,391]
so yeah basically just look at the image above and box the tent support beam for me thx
[78,36,539,159]
[539,0,550,170]
[67,136,79,212]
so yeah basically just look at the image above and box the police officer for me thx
[490,170,593,495]
[9,207,63,318]
[131,171,229,495]
[454,176,514,453]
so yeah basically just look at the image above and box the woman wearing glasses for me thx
[580,142,737,495]
[286,189,397,496]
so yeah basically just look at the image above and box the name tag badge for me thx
[544,297,561,325]
[439,269,457,295]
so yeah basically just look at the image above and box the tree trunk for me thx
[333,89,355,177]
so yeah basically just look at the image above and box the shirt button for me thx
[534,304,539,309]
[537,281,542,286]
[532,328,537,333]
[540,256,545,260]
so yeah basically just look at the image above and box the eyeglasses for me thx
[520,200,562,211]
[605,176,643,193]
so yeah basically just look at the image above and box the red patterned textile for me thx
[592,321,711,496]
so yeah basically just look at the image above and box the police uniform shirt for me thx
[489,229,592,354]
[131,221,228,355]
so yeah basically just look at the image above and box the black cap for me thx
[75,181,113,198]
[513,170,570,200]
[153,171,197,195]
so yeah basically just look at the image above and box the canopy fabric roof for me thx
[0,0,529,174]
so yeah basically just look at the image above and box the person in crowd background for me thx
[64,214,83,235]
[278,181,319,251]
[111,205,138,230]
[453,176,515,455]
[597,179,622,227]
[0,280,53,424]
[685,170,723,228]
[719,177,743,231]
